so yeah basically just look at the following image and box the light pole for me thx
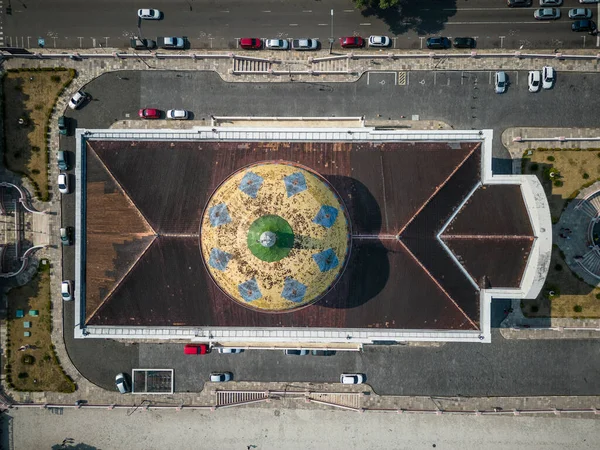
[329,9,334,54]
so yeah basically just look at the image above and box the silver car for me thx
[368,35,390,47]
[138,9,161,20]
[540,0,562,5]
[265,39,289,50]
[68,90,86,110]
[534,8,560,19]
[568,8,592,19]
[528,71,541,93]
[115,373,130,393]
[210,372,232,382]
[166,109,189,120]
[61,280,73,301]
[58,173,69,194]
[340,373,364,384]
[292,38,318,50]
[495,71,507,94]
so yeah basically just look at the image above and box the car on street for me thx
[60,226,73,246]
[426,37,451,49]
[292,38,319,50]
[61,280,73,301]
[534,8,561,20]
[68,90,86,110]
[568,8,592,19]
[184,343,209,355]
[137,9,161,20]
[210,372,232,382]
[340,373,364,384]
[159,37,185,49]
[240,38,262,50]
[507,0,532,6]
[495,71,507,94]
[542,66,555,89]
[58,116,67,135]
[340,36,364,48]
[115,373,131,393]
[217,348,243,354]
[57,173,69,194]
[579,0,599,3]
[571,19,598,32]
[265,39,289,50]
[166,109,189,120]
[368,35,390,47]
[57,150,68,170]
[311,349,336,356]
[138,108,161,119]
[453,37,476,48]
[130,38,156,50]
[528,70,541,92]
[284,349,309,355]
[540,0,562,5]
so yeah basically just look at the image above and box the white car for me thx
[115,373,130,394]
[68,90,86,110]
[542,66,555,89]
[528,71,541,92]
[540,0,562,5]
[166,109,189,120]
[568,8,592,19]
[217,348,243,354]
[265,39,289,50]
[291,39,319,50]
[494,71,507,94]
[57,173,69,194]
[340,373,364,384]
[534,8,560,20]
[61,280,73,301]
[138,9,161,20]
[210,372,232,382]
[368,35,390,47]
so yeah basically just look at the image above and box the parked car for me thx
[426,37,451,49]
[542,66,555,89]
[340,373,364,384]
[311,349,336,356]
[158,37,185,49]
[60,226,73,246]
[340,36,364,48]
[184,343,209,355]
[240,38,262,50]
[138,9,161,20]
[507,0,532,6]
[61,280,73,301]
[265,39,289,50]
[292,38,319,50]
[534,8,561,20]
[115,373,131,394]
[571,19,598,32]
[58,115,68,135]
[368,35,390,47]
[210,372,232,382]
[166,109,189,120]
[540,0,562,5]
[138,108,161,119]
[57,150,68,170]
[57,173,69,194]
[68,90,86,110]
[218,348,243,354]
[568,8,592,19]
[495,71,507,94]
[453,37,476,48]
[579,0,600,3]
[284,349,309,355]
[528,70,541,92]
[130,38,156,50]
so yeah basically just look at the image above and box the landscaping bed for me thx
[2,68,75,200]
[521,148,600,318]
[4,260,75,392]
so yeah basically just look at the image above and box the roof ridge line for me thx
[397,239,479,329]
[442,234,535,240]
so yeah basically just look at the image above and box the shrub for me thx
[547,155,555,162]
[596,292,600,300]
[31,169,40,175]
[573,305,583,313]
[17,372,29,379]
[554,263,562,271]
[13,151,22,159]
[530,305,539,313]
[554,180,563,187]
[50,75,61,83]
[32,146,40,153]
[583,173,590,179]
[529,163,539,171]
[21,354,35,365]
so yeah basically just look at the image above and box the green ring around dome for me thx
[247,215,295,262]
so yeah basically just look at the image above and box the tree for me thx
[354,0,401,9]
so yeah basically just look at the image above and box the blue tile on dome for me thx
[208,248,232,272]
[313,205,339,229]
[281,278,307,303]
[208,203,231,227]
[239,171,264,198]
[283,172,307,197]
[238,278,262,302]
[312,248,339,273]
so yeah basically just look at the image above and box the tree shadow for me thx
[360,0,458,37]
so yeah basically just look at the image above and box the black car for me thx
[426,37,451,50]
[311,350,336,356]
[507,0,532,7]
[58,115,68,135]
[453,37,476,49]
[571,20,597,33]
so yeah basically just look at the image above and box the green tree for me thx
[354,0,401,8]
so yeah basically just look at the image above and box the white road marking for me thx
[221,11,230,13]
[318,24,328,26]
[359,23,371,26]
[303,10,312,13]
[262,10,271,13]
[289,24,298,26]
[344,10,354,13]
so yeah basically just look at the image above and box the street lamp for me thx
[329,9,334,54]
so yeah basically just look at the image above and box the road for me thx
[2,0,600,50]
[58,70,600,396]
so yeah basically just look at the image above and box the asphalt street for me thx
[2,0,599,50]
[59,70,600,396]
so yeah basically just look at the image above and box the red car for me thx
[340,36,364,48]
[240,38,262,50]
[184,343,209,355]
[138,108,161,119]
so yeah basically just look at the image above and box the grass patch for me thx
[5,260,76,392]
[2,68,75,201]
